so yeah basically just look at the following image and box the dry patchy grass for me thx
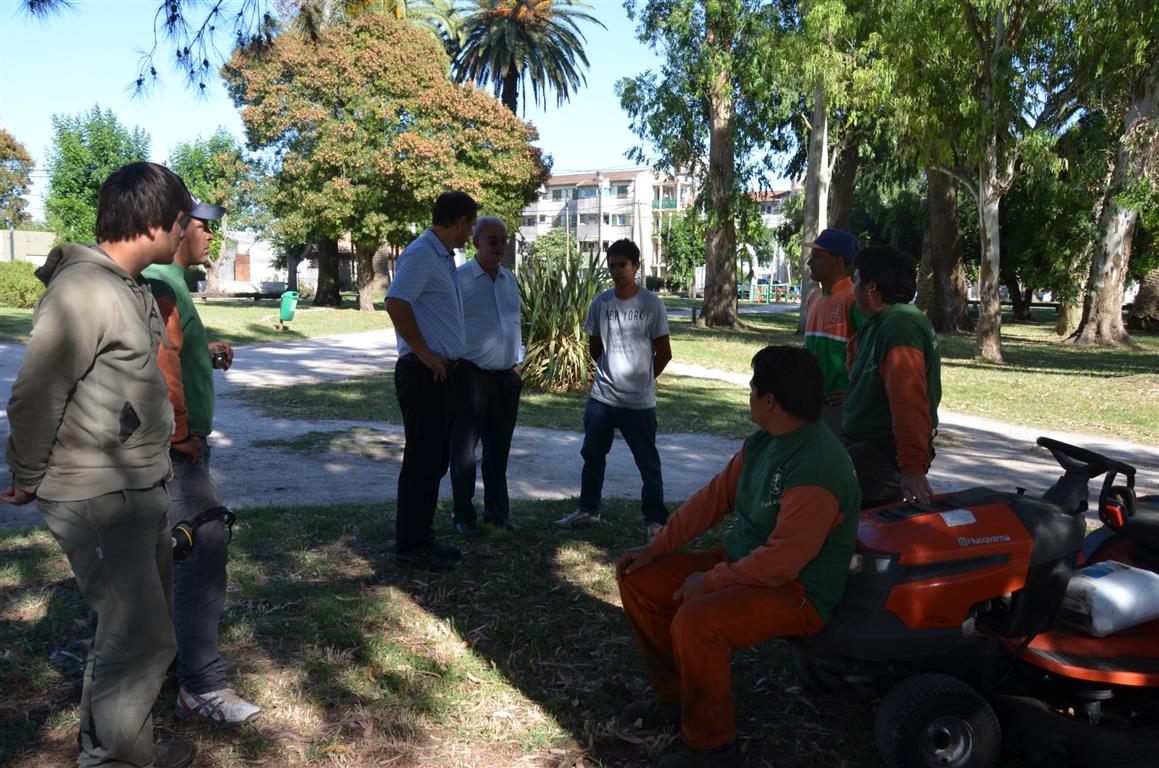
[2,502,882,767]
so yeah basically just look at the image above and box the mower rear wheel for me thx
[875,673,1001,768]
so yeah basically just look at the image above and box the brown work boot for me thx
[657,742,742,768]
[623,698,681,730]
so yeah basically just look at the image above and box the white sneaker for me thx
[645,522,663,543]
[556,508,601,527]
[176,686,261,725]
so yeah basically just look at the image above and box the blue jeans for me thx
[579,398,668,524]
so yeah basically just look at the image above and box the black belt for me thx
[460,359,513,374]
[400,352,460,370]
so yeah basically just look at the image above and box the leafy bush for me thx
[520,239,607,393]
[183,267,207,293]
[0,261,44,308]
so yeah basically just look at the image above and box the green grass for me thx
[236,373,752,438]
[0,295,390,345]
[0,502,876,767]
[666,309,1159,443]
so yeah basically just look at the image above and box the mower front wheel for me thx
[875,673,1001,768]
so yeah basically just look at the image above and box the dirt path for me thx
[2,331,1156,529]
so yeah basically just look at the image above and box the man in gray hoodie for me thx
[2,162,197,768]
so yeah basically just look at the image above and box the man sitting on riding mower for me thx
[614,345,862,768]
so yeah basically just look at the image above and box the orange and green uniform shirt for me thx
[804,277,864,397]
[646,421,861,621]
[842,303,941,476]
[144,263,215,442]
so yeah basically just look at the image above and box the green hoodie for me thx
[6,244,174,500]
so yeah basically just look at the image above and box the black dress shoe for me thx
[484,518,517,531]
[453,520,484,538]
[423,537,462,560]
[154,740,197,768]
[395,548,458,572]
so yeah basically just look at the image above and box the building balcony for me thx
[652,199,679,209]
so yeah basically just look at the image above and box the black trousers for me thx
[450,362,523,524]
[394,354,455,551]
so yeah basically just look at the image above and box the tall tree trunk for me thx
[313,235,342,307]
[1071,61,1157,347]
[354,240,377,311]
[1127,267,1159,330]
[287,241,313,293]
[798,83,830,333]
[1002,274,1032,321]
[974,134,1004,362]
[501,69,519,115]
[204,258,222,294]
[701,11,738,328]
[923,170,972,333]
[828,139,858,231]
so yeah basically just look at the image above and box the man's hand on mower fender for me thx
[0,485,35,505]
[615,547,656,581]
[673,572,707,603]
[900,473,933,504]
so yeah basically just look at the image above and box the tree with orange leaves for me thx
[223,13,549,309]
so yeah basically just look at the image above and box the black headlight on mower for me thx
[849,551,897,575]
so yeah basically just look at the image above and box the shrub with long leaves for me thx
[519,241,607,392]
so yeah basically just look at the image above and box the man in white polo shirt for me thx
[385,191,478,571]
[449,216,523,536]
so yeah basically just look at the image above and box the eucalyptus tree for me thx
[1066,0,1158,346]
[619,0,795,328]
[880,0,1086,362]
[452,1,605,115]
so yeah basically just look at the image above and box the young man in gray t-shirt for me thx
[557,239,673,541]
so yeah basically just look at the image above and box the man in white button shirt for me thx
[449,216,524,536]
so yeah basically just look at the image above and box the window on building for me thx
[552,188,568,201]
[615,184,629,198]
[539,215,547,223]
[577,186,597,199]
[523,216,536,227]
[580,213,598,225]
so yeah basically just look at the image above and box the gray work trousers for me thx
[39,486,175,768]
[166,443,230,694]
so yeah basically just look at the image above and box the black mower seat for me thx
[1122,498,1159,550]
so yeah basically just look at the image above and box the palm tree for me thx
[453,0,605,114]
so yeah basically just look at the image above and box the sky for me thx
[0,0,674,220]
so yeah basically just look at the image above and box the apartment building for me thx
[518,168,695,278]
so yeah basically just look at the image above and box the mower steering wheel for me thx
[1036,437,1131,479]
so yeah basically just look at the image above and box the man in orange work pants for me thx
[615,346,862,768]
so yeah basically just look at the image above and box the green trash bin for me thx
[279,291,300,323]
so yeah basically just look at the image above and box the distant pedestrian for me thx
[843,245,942,507]
[386,191,478,572]
[449,216,524,536]
[557,239,672,542]
[802,228,864,435]
[2,162,197,768]
[145,195,261,726]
